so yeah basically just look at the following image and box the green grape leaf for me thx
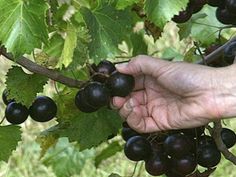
[80,4,133,63]
[59,107,122,150]
[5,66,48,107]
[145,0,189,28]
[0,0,48,58]
[42,138,94,177]
[0,125,21,161]
[95,141,123,167]
[57,24,78,68]
[130,32,148,56]
[116,0,139,10]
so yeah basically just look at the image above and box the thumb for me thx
[115,55,169,76]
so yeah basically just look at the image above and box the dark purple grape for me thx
[124,136,152,161]
[224,41,236,60]
[172,10,192,23]
[145,154,168,176]
[208,0,226,7]
[221,128,236,148]
[2,89,14,105]
[5,102,29,124]
[96,60,116,75]
[106,71,135,97]
[197,135,216,149]
[171,154,197,176]
[84,82,110,107]
[226,0,236,14]
[164,133,191,158]
[75,89,99,113]
[29,96,57,122]
[216,7,236,25]
[197,145,221,168]
[121,122,139,141]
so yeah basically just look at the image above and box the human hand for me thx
[112,55,236,133]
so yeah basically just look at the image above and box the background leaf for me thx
[5,66,48,107]
[0,0,48,57]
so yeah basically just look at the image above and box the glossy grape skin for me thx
[197,135,216,148]
[106,71,135,97]
[29,96,57,122]
[226,0,236,14]
[84,82,110,107]
[145,154,168,176]
[2,89,14,105]
[221,128,236,148]
[197,145,221,168]
[208,0,226,7]
[216,8,236,25]
[124,136,152,161]
[164,133,191,158]
[121,122,139,141]
[5,102,29,124]
[75,89,99,113]
[96,60,116,75]
[172,10,192,23]
[171,154,197,176]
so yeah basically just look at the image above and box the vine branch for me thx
[0,47,85,88]
[209,121,236,165]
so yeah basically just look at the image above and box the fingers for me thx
[115,55,169,77]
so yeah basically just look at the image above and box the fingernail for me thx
[125,99,134,110]
[115,63,128,70]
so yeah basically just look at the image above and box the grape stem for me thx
[0,46,85,88]
[208,121,236,165]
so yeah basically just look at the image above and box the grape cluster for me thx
[2,90,57,124]
[75,60,135,113]
[122,122,236,177]
[172,0,236,25]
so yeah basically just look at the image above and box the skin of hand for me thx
[112,55,236,133]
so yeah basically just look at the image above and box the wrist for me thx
[212,64,236,119]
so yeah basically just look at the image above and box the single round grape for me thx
[29,96,57,122]
[164,133,191,158]
[96,60,116,75]
[216,7,236,25]
[197,145,221,168]
[188,0,207,14]
[124,136,152,161]
[5,102,29,124]
[171,154,197,176]
[2,89,14,105]
[172,10,192,23]
[221,128,236,148]
[145,154,168,176]
[121,122,139,141]
[106,71,135,97]
[84,82,110,107]
[197,135,216,148]
[75,89,99,113]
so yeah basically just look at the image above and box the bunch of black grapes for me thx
[172,0,236,25]
[2,90,57,124]
[75,60,135,113]
[122,122,236,177]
